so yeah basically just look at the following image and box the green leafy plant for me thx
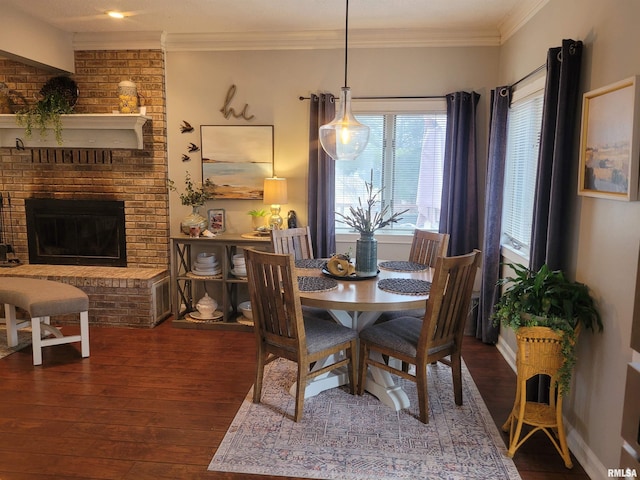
[16,90,74,145]
[248,209,268,217]
[168,171,212,207]
[492,262,603,393]
[335,171,408,234]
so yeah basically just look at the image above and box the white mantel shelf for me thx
[0,114,150,150]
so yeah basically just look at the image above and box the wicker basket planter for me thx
[502,325,575,468]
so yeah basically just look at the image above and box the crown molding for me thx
[70,27,502,52]
[498,0,550,42]
[164,28,502,51]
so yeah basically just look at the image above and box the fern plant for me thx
[492,263,603,393]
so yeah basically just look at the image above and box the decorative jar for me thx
[181,206,208,235]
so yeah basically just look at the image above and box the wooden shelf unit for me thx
[170,233,271,330]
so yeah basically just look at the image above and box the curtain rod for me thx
[298,95,446,101]
[299,64,546,101]
[509,63,546,89]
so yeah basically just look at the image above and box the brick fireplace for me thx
[0,50,171,327]
[25,198,127,266]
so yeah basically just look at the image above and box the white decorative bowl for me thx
[197,252,216,265]
[239,301,252,320]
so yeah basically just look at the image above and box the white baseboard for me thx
[496,335,516,373]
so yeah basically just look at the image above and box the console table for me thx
[170,233,270,330]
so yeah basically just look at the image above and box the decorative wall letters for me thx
[220,85,254,121]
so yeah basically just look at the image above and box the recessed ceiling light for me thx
[107,11,125,19]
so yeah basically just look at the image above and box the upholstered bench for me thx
[0,277,90,365]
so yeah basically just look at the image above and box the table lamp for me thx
[263,177,288,230]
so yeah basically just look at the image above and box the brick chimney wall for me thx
[0,50,169,269]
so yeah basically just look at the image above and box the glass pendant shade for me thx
[319,87,370,161]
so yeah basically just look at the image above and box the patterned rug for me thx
[209,358,521,480]
[0,326,32,359]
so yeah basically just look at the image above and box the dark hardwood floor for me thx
[0,319,590,479]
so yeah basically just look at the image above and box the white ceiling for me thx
[4,0,549,48]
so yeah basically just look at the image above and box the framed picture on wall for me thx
[208,208,225,233]
[201,125,274,200]
[578,76,640,201]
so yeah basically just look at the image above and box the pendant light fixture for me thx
[319,0,370,161]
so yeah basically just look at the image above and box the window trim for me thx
[511,75,546,104]
[353,98,447,114]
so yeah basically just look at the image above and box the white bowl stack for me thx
[231,253,247,277]
[192,252,221,276]
[238,301,253,320]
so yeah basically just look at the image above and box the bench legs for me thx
[4,304,90,366]
[5,304,30,347]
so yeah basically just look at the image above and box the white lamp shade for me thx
[263,177,288,205]
[319,87,370,161]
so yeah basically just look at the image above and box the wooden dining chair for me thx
[409,230,450,267]
[377,230,450,323]
[271,226,333,320]
[244,248,358,422]
[270,226,314,260]
[357,249,481,424]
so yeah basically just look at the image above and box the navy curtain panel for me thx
[478,86,511,344]
[529,39,583,272]
[307,93,336,258]
[440,91,481,257]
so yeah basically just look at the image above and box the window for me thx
[501,77,545,256]
[334,100,447,234]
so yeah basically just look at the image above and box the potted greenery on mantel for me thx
[15,75,79,146]
[492,262,603,393]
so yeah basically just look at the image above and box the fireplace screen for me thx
[25,198,127,266]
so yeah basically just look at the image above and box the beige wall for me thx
[165,46,499,252]
[0,3,74,73]
[499,0,640,474]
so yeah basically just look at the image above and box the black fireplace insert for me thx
[25,198,127,266]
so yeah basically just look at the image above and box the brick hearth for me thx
[0,265,169,328]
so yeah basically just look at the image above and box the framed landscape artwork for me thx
[578,76,640,201]
[201,125,274,200]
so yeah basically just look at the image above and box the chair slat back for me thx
[409,230,450,267]
[244,248,306,357]
[271,226,314,260]
[419,249,481,356]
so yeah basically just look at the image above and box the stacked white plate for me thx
[231,253,247,278]
[191,252,222,276]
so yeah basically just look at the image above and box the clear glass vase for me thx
[180,206,208,235]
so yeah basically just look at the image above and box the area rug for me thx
[208,358,521,480]
[0,326,32,359]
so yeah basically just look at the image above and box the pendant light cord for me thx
[344,0,349,88]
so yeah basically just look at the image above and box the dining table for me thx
[294,258,433,411]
